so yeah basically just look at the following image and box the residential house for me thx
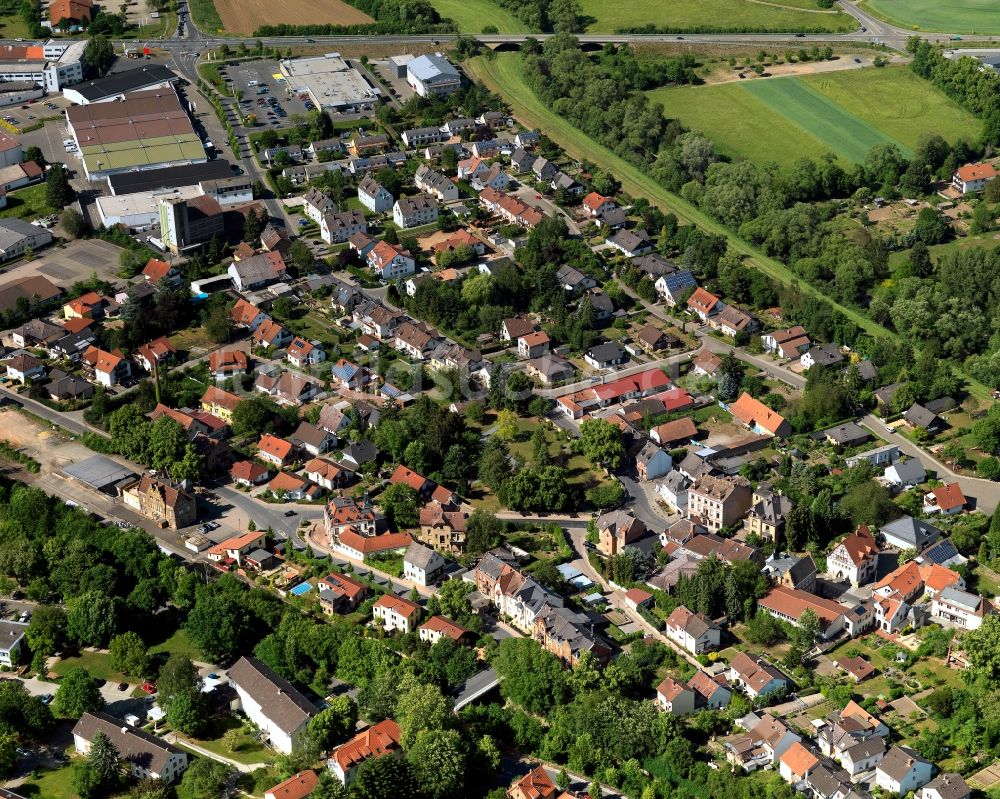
[230,460,270,487]
[414,164,459,201]
[779,742,820,786]
[257,434,296,468]
[286,337,325,368]
[478,187,545,228]
[531,156,557,181]
[828,526,880,586]
[922,775,971,799]
[635,324,678,353]
[302,187,337,224]
[582,287,614,323]
[135,336,176,372]
[654,269,698,306]
[687,474,752,533]
[323,496,379,543]
[206,531,267,565]
[722,713,800,772]
[367,241,416,281]
[328,720,401,785]
[655,470,690,515]
[228,252,287,292]
[824,422,870,448]
[228,657,315,755]
[875,746,933,796]
[402,542,446,586]
[606,228,653,257]
[320,210,367,245]
[372,594,421,634]
[5,353,45,383]
[253,319,294,351]
[83,346,131,387]
[507,766,557,799]
[334,530,412,562]
[514,130,540,148]
[290,422,334,458]
[393,192,439,229]
[651,418,698,447]
[0,620,27,667]
[728,393,792,437]
[64,291,111,321]
[72,712,188,783]
[923,483,966,516]
[880,515,941,551]
[595,510,646,557]
[419,616,472,646]
[394,321,438,360]
[402,126,445,147]
[687,287,722,321]
[762,326,811,358]
[635,440,672,482]
[330,358,372,390]
[713,305,759,338]
[953,161,996,194]
[419,502,468,555]
[201,386,240,423]
[208,349,249,381]
[903,403,943,433]
[801,344,845,370]
[767,553,817,593]
[932,586,994,629]
[304,458,351,492]
[318,572,369,614]
[357,175,394,213]
[263,770,318,799]
[121,475,196,529]
[691,351,722,378]
[665,605,721,654]
[231,298,269,331]
[472,163,510,192]
[657,677,696,715]
[555,264,597,294]
[584,341,628,369]
[727,653,792,699]
[745,486,792,543]
[884,458,927,489]
[525,353,574,384]
[838,656,876,683]
[846,443,900,469]
[582,191,616,218]
[688,671,732,710]
[758,585,847,640]
[517,330,550,359]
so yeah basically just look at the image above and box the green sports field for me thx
[429,0,530,32]
[648,67,981,168]
[861,0,1000,33]
[578,0,857,32]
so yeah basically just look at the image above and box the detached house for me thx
[209,349,249,381]
[403,541,446,586]
[302,187,337,224]
[318,572,369,614]
[727,652,791,699]
[367,241,416,281]
[657,677,696,716]
[923,775,971,799]
[876,746,933,796]
[728,392,791,437]
[286,337,325,368]
[258,434,296,468]
[932,586,994,630]
[328,720,401,786]
[655,269,698,306]
[687,474,752,532]
[121,475,196,529]
[665,605,721,654]
[228,657,315,755]
[83,346,131,388]
[762,326,811,358]
[320,210,367,245]
[687,287,722,321]
[595,510,646,556]
[393,193,438,229]
[372,594,421,634]
[828,525,880,586]
[135,336,176,372]
[357,175,393,213]
[953,161,996,194]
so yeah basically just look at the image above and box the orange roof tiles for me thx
[419,615,469,641]
[956,162,997,182]
[389,464,431,492]
[264,770,317,799]
[331,720,400,773]
[729,392,789,436]
[258,434,294,461]
[337,530,412,554]
[780,741,819,777]
[209,349,248,372]
[930,483,966,512]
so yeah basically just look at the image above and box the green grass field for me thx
[578,0,856,32]
[861,0,1000,33]
[0,183,55,221]
[188,0,224,34]
[649,67,980,167]
[429,0,530,32]
[466,53,888,341]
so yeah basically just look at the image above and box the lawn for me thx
[578,0,856,32]
[180,716,274,766]
[429,0,530,32]
[466,53,889,342]
[649,67,979,168]
[148,626,204,663]
[189,0,225,34]
[16,763,78,799]
[52,650,129,684]
[860,0,1000,33]
[0,11,30,38]
[0,183,55,221]
[888,230,1000,271]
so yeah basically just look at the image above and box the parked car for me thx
[117,682,128,691]
[141,682,157,694]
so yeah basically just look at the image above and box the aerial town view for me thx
[1,0,1000,798]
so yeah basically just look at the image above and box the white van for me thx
[247,80,259,87]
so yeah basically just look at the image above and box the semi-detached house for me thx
[367,241,415,281]
[665,605,721,654]
[73,711,188,782]
[393,193,439,229]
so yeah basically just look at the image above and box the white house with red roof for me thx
[328,720,401,785]
[953,161,997,194]
[923,483,966,516]
[372,594,421,633]
[366,241,415,281]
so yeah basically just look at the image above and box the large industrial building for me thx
[406,53,461,97]
[95,185,205,230]
[66,87,206,179]
[278,53,381,112]
[0,40,86,92]
[62,64,178,105]
[105,160,235,196]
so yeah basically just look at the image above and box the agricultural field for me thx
[429,0,530,32]
[648,66,981,168]
[578,0,857,32]
[860,0,1000,33]
[212,0,372,34]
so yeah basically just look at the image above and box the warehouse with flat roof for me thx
[95,184,204,230]
[65,454,138,494]
[106,160,234,195]
[66,87,206,179]
[62,64,178,105]
[278,53,381,112]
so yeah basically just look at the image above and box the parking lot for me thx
[0,94,67,134]
[221,60,315,129]
[0,239,125,287]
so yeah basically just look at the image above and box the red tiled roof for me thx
[331,720,401,773]
[258,434,294,461]
[836,525,879,566]
[142,258,172,282]
[209,349,248,372]
[264,770,317,799]
[687,287,720,314]
[780,741,819,777]
[373,593,420,617]
[956,162,997,182]
[338,530,412,554]
[389,464,431,492]
[931,482,966,512]
[729,392,789,436]
[419,615,468,641]
[202,385,241,412]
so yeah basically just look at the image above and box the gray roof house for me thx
[606,228,653,257]
[879,516,941,551]
[403,541,446,586]
[584,341,628,369]
[72,711,188,782]
[903,403,943,432]
[228,656,316,755]
[883,458,926,488]
[823,422,870,448]
[922,774,971,799]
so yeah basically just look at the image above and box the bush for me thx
[586,482,625,509]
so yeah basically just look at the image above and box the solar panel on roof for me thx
[922,539,958,564]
